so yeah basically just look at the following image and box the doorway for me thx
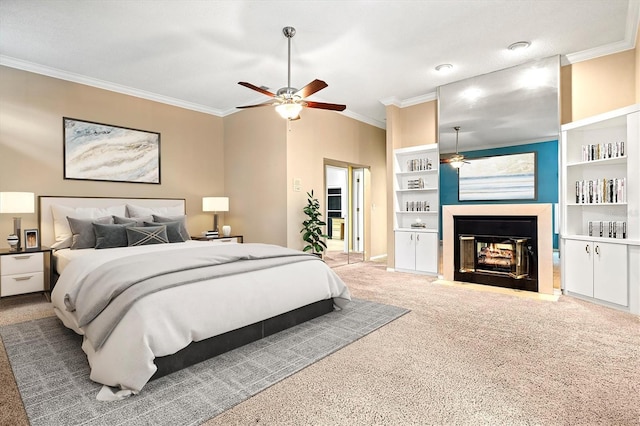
[323,162,368,267]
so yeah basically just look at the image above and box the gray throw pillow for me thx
[153,215,189,241]
[94,223,134,249]
[126,225,169,246]
[113,215,153,226]
[143,221,187,243]
[67,216,113,250]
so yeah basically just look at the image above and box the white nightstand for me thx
[191,235,243,244]
[0,248,52,297]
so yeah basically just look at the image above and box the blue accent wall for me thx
[440,140,559,249]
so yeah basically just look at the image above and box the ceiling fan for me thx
[441,126,470,169]
[237,26,346,120]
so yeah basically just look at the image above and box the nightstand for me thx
[191,235,244,244]
[0,247,52,297]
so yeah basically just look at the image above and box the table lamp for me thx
[0,192,35,251]
[202,197,229,234]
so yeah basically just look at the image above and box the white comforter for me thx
[51,241,351,393]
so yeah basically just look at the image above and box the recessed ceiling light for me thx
[508,41,531,51]
[435,63,453,72]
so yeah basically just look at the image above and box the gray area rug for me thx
[0,298,408,426]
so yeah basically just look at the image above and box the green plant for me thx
[300,190,328,255]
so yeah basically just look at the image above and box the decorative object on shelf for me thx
[7,234,18,251]
[63,117,160,184]
[0,191,35,251]
[582,142,624,161]
[236,27,346,121]
[587,221,627,239]
[222,225,231,237]
[407,158,432,171]
[24,229,39,249]
[300,190,328,257]
[407,178,425,189]
[575,178,625,204]
[458,152,537,201]
[202,197,229,234]
[411,218,426,228]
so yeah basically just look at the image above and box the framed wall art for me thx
[63,117,161,184]
[458,152,537,201]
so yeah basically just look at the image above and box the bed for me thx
[41,196,351,397]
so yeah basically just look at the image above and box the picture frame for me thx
[63,117,161,184]
[24,229,39,250]
[458,152,537,201]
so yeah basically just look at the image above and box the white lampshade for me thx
[276,102,302,120]
[202,197,229,212]
[449,160,464,169]
[0,192,35,214]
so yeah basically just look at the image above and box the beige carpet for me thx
[1,261,639,425]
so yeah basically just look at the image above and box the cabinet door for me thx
[415,232,438,274]
[564,239,594,297]
[394,231,415,270]
[593,242,628,306]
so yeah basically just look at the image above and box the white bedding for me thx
[50,241,351,394]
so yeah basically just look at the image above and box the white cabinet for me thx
[561,104,639,313]
[394,230,438,275]
[0,251,49,297]
[564,239,628,306]
[393,144,440,275]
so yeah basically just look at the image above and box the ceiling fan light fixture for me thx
[449,158,465,169]
[449,126,465,169]
[276,102,303,120]
[508,41,531,51]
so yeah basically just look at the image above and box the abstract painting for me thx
[63,118,160,184]
[458,152,536,201]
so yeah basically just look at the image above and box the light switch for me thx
[293,178,302,192]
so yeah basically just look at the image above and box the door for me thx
[593,242,628,306]
[324,165,348,267]
[349,167,365,263]
[415,232,438,274]
[564,239,594,297]
[394,231,415,270]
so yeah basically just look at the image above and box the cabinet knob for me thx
[416,234,420,241]
[585,245,590,254]
[595,245,600,255]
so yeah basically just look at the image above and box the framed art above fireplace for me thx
[458,152,537,201]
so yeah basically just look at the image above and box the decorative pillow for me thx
[152,215,189,241]
[126,225,169,246]
[67,216,113,250]
[126,203,183,218]
[113,215,153,226]
[93,223,134,249]
[51,204,126,249]
[143,221,187,243]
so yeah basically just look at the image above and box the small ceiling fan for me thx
[441,126,470,169]
[237,26,346,120]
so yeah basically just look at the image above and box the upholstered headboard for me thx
[39,196,186,248]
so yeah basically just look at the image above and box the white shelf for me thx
[396,169,438,176]
[566,202,627,207]
[395,188,438,193]
[566,156,627,168]
[396,211,438,215]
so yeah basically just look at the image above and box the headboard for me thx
[39,196,186,248]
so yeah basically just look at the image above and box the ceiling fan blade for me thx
[236,100,276,109]
[238,82,276,97]
[305,101,346,112]
[294,79,328,98]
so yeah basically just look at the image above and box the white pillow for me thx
[51,204,126,249]
[126,203,184,218]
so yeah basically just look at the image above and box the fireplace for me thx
[454,216,538,292]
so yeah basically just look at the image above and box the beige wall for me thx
[0,66,224,246]
[286,108,387,258]
[561,49,636,123]
[637,29,640,103]
[223,107,288,246]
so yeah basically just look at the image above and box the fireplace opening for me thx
[454,216,538,292]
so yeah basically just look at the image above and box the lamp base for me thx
[12,216,21,251]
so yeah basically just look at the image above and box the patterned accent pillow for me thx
[143,221,187,243]
[67,216,113,250]
[126,226,169,246]
[153,215,189,241]
[93,223,134,249]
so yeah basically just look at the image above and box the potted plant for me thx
[301,190,328,257]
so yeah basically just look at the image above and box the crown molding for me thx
[0,55,225,117]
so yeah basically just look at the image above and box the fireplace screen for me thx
[459,235,530,279]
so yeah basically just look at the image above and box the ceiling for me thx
[0,0,637,132]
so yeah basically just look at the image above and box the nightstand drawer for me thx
[209,237,239,244]
[1,272,45,297]
[1,252,44,275]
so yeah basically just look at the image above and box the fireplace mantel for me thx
[443,204,554,295]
